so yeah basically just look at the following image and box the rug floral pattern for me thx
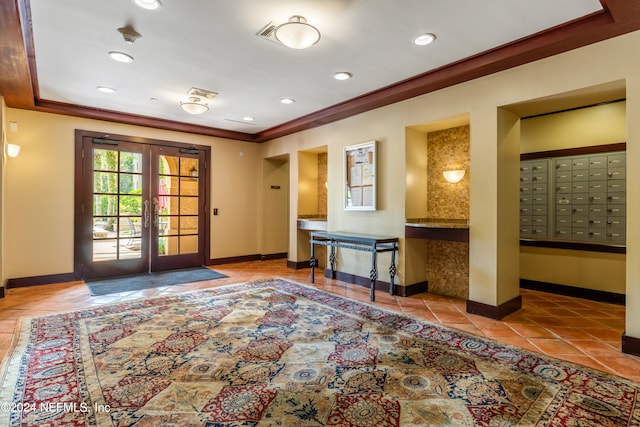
[1,278,639,426]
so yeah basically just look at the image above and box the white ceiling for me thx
[28,0,603,134]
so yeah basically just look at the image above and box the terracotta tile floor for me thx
[1,259,639,382]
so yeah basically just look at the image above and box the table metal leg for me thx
[329,242,336,279]
[310,240,316,283]
[369,248,378,302]
[389,245,397,296]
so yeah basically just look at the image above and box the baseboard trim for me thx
[520,279,625,305]
[261,252,288,261]
[6,272,77,289]
[209,254,261,265]
[327,269,427,297]
[287,260,310,270]
[622,334,640,357]
[209,253,286,265]
[466,295,523,320]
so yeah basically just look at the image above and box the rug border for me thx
[2,277,639,389]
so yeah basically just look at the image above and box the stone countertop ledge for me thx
[405,218,469,229]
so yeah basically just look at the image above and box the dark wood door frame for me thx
[73,129,212,280]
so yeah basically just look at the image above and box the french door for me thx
[75,133,208,279]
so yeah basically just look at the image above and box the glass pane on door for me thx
[157,154,199,256]
[92,148,144,262]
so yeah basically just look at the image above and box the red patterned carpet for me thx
[1,278,639,426]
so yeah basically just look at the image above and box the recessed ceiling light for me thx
[108,51,134,63]
[280,98,295,104]
[413,33,436,46]
[243,116,255,121]
[333,72,353,81]
[97,86,116,93]
[132,0,162,10]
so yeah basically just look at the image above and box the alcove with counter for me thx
[405,115,471,299]
[294,147,328,269]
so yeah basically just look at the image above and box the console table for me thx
[310,231,399,301]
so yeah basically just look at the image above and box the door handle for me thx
[144,200,150,228]
[153,197,159,227]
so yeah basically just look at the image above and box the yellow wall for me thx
[3,108,266,278]
[519,101,627,294]
[4,30,640,339]
[297,151,319,216]
[261,157,289,256]
[1,97,6,291]
[520,101,626,152]
[262,30,640,337]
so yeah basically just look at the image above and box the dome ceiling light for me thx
[180,87,217,115]
[132,0,162,10]
[180,97,209,114]
[274,15,320,49]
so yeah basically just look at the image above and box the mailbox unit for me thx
[520,151,626,245]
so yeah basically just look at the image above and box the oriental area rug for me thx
[1,279,639,426]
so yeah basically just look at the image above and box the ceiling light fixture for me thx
[243,116,255,121]
[274,15,320,49]
[132,0,162,10]
[413,33,436,46]
[280,98,295,104]
[180,96,209,114]
[108,51,134,63]
[333,71,352,81]
[97,86,117,93]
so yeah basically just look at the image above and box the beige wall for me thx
[1,97,6,291]
[3,30,640,339]
[297,151,319,216]
[520,101,626,152]
[519,101,627,294]
[261,157,289,256]
[262,30,640,337]
[3,108,264,278]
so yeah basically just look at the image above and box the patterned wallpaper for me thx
[427,125,470,219]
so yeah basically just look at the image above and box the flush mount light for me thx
[180,97,209,114]
[108,51,134,63]
[97,86,117,93]
[280,98,295,104]
[443,169,466,183]
[274,15,320,49]
[333,71,353,81]
[132,0,162,10]
[243,116,255,121]
[413,33,436,46]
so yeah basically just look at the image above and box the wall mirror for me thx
[344,140,377,211]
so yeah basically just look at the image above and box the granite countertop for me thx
[405,218,469,229]
[297,216,328,231]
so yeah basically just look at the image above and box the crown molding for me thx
[2,0,640,143]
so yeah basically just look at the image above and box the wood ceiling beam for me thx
[0,0,34,108]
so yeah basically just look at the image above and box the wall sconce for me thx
[5,143,21,158]
[443,169,465,183]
